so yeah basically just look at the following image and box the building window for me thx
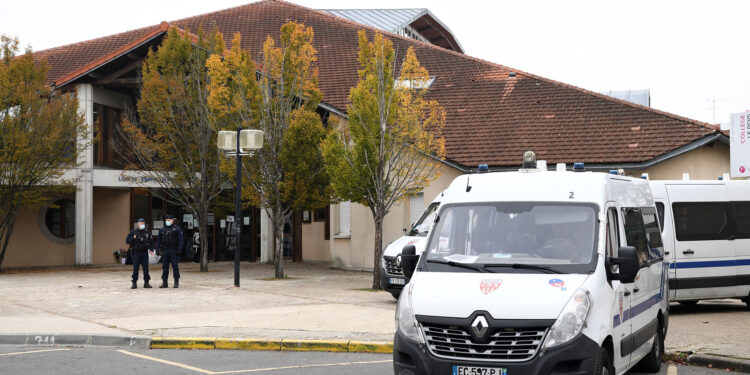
[339,201,351,235]
[39,199,76,244]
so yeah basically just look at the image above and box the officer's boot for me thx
[131,281,137,289]
[160,279,168,288]
[173,279,179,289]
[144,281,152,288]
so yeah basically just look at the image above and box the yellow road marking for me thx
[668,364,678,375]
[0,348,69,356]
[116,349,212,374]
[118,350,391,375]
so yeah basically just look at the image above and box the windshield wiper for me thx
[426,259,495,273]
[484,263,562,274]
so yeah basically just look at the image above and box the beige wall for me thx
[92,188,131,264]
[3,205,75,268]
[641,142,731,180]
[329,164,464,271]
[301,221,329,262]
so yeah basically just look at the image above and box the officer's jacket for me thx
[126,229,153,253]
[156,225,184,251]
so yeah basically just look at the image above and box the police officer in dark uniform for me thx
[126,218,153,289]
[157,214,184,288]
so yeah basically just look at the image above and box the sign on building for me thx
[730,112,750,177]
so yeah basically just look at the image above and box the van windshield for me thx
[425,202,598,273]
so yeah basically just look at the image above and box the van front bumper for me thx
[379,266,406,296]
[393,331,600,375]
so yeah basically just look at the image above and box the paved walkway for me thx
[0,262,396,342]
[1,262,749,359]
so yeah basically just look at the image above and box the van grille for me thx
[383,257,403,276]
[421,323,547,362]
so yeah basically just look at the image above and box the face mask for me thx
[166,221,173,227]
[138,224,146,230]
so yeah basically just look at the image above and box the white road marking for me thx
[668,364,678,375]
[117,349,212,373]
[117,350,391,374]
[0,348,70,356]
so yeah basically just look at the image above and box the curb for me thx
[688,353,750,373]
[0,334,151,348]
[150,337,393,353]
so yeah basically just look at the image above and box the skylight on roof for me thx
[396,76,436,90]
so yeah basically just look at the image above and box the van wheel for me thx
[679,300,698,307]
[595,347,614,375]
[635,323,664,373]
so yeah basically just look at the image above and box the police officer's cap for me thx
[165,214,174,219]
[137,218,146,223]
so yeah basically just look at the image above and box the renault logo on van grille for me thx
[471,316,489,338]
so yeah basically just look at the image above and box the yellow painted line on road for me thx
[668,364,678,375]
[0,348,69,356]
[208,359,393,374]
[117,349,212,374]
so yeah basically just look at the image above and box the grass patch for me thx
[663,351,690,364]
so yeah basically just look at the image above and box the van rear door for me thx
[667,184,735,300]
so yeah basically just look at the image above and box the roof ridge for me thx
[320,8,427,11]
[170,0,270,25]
[273,0,717,133]
[34,23,162,56]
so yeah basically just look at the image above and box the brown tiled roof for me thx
[36,0,720,168]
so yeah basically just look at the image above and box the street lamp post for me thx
[218,128,263,287]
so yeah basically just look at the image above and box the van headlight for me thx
[542,288,592,350]
[395,283,423,343]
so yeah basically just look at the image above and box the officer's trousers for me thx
[132,251,150,282]
[161,248,180,280]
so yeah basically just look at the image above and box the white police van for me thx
[394,155,669,375]
[381,193,443,299]
[649,175,750,308]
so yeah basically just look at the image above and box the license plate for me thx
[452,365,507,375]
[389,277,406,285]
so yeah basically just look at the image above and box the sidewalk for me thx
[1,262,750,363]
[0,262,396,343]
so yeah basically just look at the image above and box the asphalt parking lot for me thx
[0,346,739,375]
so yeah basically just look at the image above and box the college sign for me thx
[730,112,750,177]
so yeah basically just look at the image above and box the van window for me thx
[731,202,750,237]
[622,207,648,267]
[641,207,664,261]
[655,202,665,233]
[673,202,730,241]
[409,202,439,237]
[606,208,619,258]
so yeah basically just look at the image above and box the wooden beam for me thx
[94,59,144,85]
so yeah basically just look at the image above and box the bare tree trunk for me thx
[372,213,384,290]
[274,212,285,279]
[0,207,20,272]
[199,220,209,273]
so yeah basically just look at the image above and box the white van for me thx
[649,177,750,308]
[394,160,668,375]
[380,193,442,299]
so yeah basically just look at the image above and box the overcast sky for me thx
[2,0,747,126]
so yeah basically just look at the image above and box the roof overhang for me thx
[466,133,729,173]
[53,22,170,89]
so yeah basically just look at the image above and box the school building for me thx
[3,0,730,271]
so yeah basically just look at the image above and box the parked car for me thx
[650,175,750,308]
[380,193,442,299]
[394,157,668,375]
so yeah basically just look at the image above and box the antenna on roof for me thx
[466,175,472,192]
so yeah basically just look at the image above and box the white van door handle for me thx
[633,287,640,293]
[624,290,631,296]
[683,249,694,255]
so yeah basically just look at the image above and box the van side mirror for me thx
[607,246,640,283]
[400,244,419,279]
